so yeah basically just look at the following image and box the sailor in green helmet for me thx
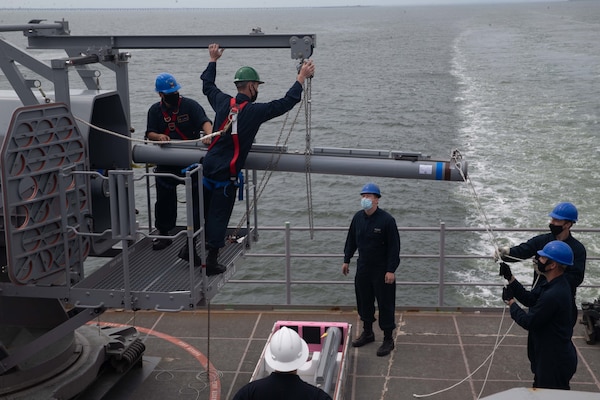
[200,43,315,272]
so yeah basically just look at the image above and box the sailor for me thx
[145,73,224,274]
[200,43,315,272]
[342,182,400,357]
[232,326,332,400]
[496,202,586,326]
[502,241,578,389]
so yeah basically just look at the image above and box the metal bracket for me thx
[290,35,314,60]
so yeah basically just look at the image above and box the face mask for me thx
[537,258,552,273]
[162,93,180,107]
[361,197,372,210]
[250,84,258,102]
[549,223,564,237]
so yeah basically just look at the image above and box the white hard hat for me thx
[265,326,309,372]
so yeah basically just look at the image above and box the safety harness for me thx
[161,97,191,140]
[203,97,248,200]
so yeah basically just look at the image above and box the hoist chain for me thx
[303,77,314,239]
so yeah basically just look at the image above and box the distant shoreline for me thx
[2,6,375,11]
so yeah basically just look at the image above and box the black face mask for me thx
[162,93,180,107]
[249,83,258,102]
[549,223,564,237]
[537,258,552,273]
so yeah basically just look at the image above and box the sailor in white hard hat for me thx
[232,326,332,400]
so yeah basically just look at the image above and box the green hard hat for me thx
[233,66,264,83]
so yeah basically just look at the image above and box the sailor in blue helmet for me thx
[502,241,578,390]
[200,43,315,272]
[496,202,586,325]
[342,182,400,357]
[145,73,223,274]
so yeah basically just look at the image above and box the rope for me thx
[69,84,313,244]
[74,115,226,145]
[412,308,515,398]
[413,150,533,399]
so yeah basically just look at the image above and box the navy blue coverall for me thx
[509,274,577,389]
[343,207,400,332]
[505,232,586,294]
[200,61,304,250]
[503,232,586,326]
[146,97,211,234]
[232,372,332,400]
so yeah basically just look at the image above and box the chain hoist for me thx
[303,74,314,239]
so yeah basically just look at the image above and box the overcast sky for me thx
[11,0,562,8]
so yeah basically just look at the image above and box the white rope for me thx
[412,307,515,398]
[71,91,312,241]
[74,115,224,145]
[413,151,533,399]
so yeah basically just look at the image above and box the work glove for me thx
[494,246,510,262]
[502,286,514,304]
[499,262,513,281]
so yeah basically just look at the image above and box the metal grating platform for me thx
[71,228,247,310]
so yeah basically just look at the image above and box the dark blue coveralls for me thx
[146,97,211,234]
[343,207,400,333]
[509,274,578,389]
[505,232,587,313]
[232,372,332,400]
[200,61,304,250]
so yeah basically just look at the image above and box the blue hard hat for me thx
[537,240,574,266]
[155,73,181,94]
[549,202,578,222]
[360,182,381,198]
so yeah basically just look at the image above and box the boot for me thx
[178,240,201,266]
[152,231,172,250]
[206,247,226,276]
[376,338,395,357]
[352,331,375,347]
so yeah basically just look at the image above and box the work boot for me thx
[206,247,226,276]
[152,232,172,250]
[352,331,375,347]
[178,241,201,266]
[376,338,395,357]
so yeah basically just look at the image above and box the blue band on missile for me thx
[436,162,443,180]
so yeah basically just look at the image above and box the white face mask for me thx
[361,197,372,210]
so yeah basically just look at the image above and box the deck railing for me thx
[226,223,600,308]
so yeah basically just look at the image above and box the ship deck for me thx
[86,307,600,400]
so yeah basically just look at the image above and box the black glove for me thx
[502,286,514,304]
[499,262,512,281]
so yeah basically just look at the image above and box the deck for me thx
[82,307,600,400]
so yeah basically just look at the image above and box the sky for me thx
[8,0,562,9]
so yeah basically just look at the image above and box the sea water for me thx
[1,1,599,307]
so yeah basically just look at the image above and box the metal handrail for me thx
[229,223,600,307]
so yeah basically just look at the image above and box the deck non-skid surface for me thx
[96,308,600,400]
